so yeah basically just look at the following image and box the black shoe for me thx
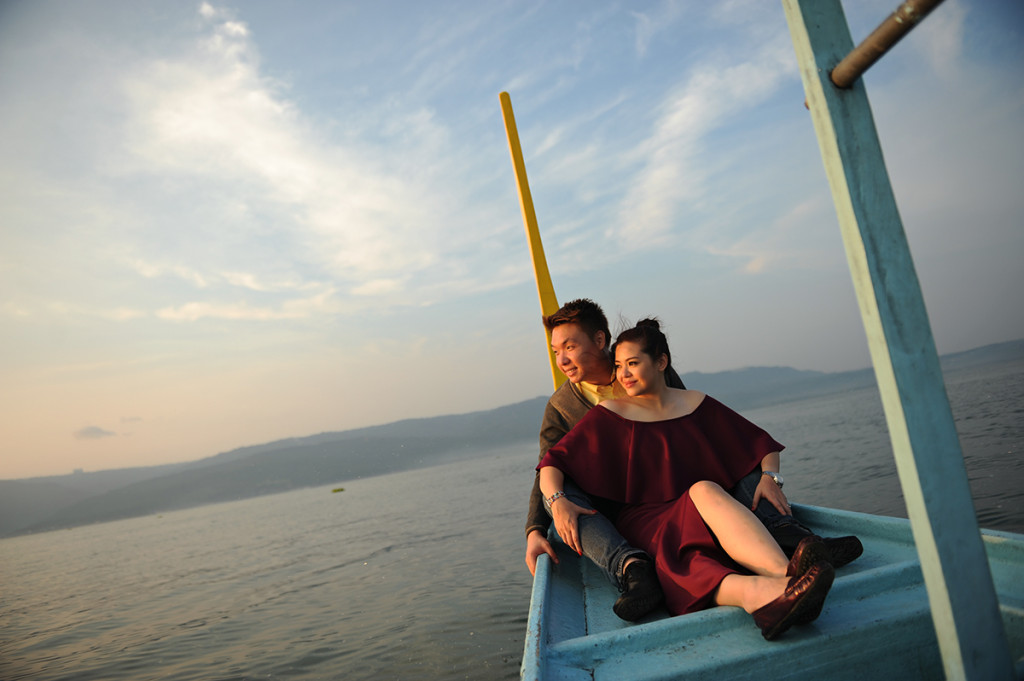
[822,535,863,569]
[773,521,863,570]
[613,559,664,622]
[771,521,818,556]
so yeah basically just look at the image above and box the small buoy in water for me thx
[332,487,345,493]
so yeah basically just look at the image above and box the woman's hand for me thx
[752,474,791,516]
[550,498,597,556]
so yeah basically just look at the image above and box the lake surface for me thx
[2,358,1021,680]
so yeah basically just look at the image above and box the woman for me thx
[537,319,834,639]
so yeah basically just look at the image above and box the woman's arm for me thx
[538,464,565,500]
[538,465,593,556]
[761,452,781,476]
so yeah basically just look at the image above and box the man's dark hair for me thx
[543,298,611,345]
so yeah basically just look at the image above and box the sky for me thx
[1,0,1021,480]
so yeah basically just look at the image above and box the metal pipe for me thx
[830,0,945,88]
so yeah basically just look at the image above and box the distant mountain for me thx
[2,338,1019,538]
[684,339,1024,410]
[681,365,872,410]
[0,397,547,537]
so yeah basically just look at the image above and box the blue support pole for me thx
[781,1,1014,679]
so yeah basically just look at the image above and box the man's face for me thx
[550,323,610,384]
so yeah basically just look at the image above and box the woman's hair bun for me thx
[613,316,672,374]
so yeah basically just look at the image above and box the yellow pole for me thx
[499,92,565,390]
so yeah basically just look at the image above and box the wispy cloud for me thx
[904,0,967,77]
[107,3,504,316]
[75,426,116,440]
[630,1,685,58]
[351,278,405,297]
[156,285,336,322]
[705,198,831,274]
[129,260,211,288]
[615,37,794,245]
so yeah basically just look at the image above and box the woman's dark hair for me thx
[613,318,672,372]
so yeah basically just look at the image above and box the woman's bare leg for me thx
[714,574,790,613]
[688,480,789,577]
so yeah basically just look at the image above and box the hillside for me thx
[0,397,546,537]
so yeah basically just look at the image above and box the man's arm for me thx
[526,402,571,533]
[751,451,791,515]
[525,471,557,575]
[525,400,573,575]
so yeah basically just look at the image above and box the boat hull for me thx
[521,504,1024,680]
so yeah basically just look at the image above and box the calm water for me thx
[2,359,1021,680]
[746,357,1024,532]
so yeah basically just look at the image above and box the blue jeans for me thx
[543,478,647,589]
[730,469,816,552]
[731,469,794,532]
[545,470,811,588]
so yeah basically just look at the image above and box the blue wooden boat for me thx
[520,506,1024,680]
[503,1,1023,678]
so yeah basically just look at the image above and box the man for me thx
[525,299,861,622]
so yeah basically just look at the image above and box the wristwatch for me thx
[762,471,784,488]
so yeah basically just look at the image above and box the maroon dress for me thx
[537,395,784,615]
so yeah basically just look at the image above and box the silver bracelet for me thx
[546,490,566,506]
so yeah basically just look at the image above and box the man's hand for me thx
[525,529,558,576]
[752,474,791,516]
[550,498,597,557]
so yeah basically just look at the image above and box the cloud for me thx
[704,198,824,274]
[152,281,338,322]
[129,260,211,288]
[222,272,278,292]
[99,308,148,321]
[1,302,30,318]
[1,2,541,333]
[116,4,457,296]
[156,301,285,322]
[912,0,967,76]
[128,259,320,295]
[615,37,794,244]
[630,2,685,58]
[1,300,148,323]
[352,278,404,297]
[75,426,116,440]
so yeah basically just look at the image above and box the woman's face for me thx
[615,341,666,396]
